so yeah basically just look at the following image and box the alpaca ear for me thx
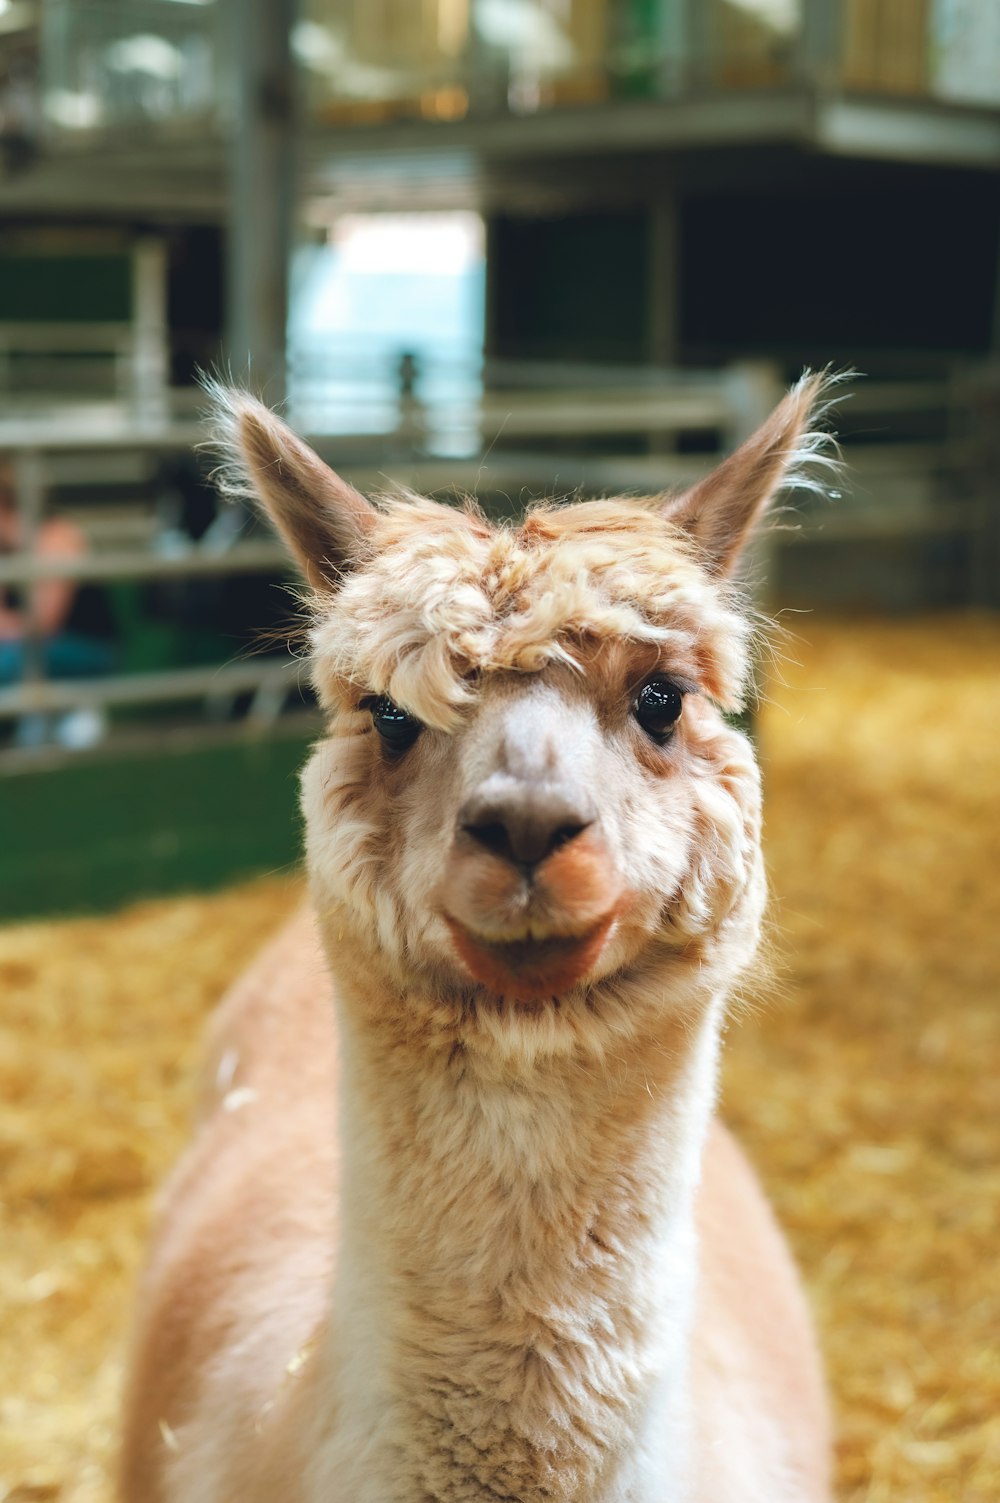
[206,386,377,596]
[662,372,833,577]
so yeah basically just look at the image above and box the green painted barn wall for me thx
[0,736,312,921]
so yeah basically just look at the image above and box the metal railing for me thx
[0,366,769,761]
[1,362,993,767]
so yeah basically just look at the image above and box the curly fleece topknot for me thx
[203,370,844,732]
[308,497,754,729]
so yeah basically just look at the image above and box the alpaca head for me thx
[212,376,832,1057]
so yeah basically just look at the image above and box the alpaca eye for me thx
[634,678,684,743]
[369,695,422,752]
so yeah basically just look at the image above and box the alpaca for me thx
[121,376,834,1503]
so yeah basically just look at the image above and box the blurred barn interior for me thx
[0,3,998,1500]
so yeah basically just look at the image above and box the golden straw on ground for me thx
[1,614,998,1502]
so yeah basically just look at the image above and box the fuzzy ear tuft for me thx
[202,380,377,597]
[662,371,843,577]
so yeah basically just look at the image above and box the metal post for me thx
[223,0,299,400]
[797,0,843,90]
[647,195,679,368]
[647,193,680,455]
[725,362,784,609]
[681,0,712,92]
[13,448,46,705]
[132,238,170,419]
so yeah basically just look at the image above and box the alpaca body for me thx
[122,912,828,1503]
[122,376,835,1501]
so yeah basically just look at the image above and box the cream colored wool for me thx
[121,376,836,1503]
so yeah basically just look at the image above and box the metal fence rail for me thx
[1,364,992,767]
[0,657,303,719]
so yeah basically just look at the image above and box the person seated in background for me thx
[0,458,117,746]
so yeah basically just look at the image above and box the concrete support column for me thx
[224,0,299,399]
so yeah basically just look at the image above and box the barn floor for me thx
[1,614,998,1502]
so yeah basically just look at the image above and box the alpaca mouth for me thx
[444,913,617,1004]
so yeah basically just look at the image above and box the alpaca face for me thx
[210,374,832,1040]
[300,501,763,1017]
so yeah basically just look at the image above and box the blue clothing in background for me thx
[0,633,117,686]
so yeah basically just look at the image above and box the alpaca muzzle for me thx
[441,794,624,1001]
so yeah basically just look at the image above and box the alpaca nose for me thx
[459,785,595,871]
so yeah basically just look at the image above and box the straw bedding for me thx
[1,614,997,1502]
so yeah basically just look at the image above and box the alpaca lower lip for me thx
[471,933,586,974]
[444,915,616,1002]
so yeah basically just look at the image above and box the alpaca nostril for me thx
[464,821,515,862]
[461,811,592,871]
[549,822,589,852]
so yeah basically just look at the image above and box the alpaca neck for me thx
[314,981,724,1503]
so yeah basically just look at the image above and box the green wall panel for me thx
[0,736,313,921]
[0,254,133,323]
